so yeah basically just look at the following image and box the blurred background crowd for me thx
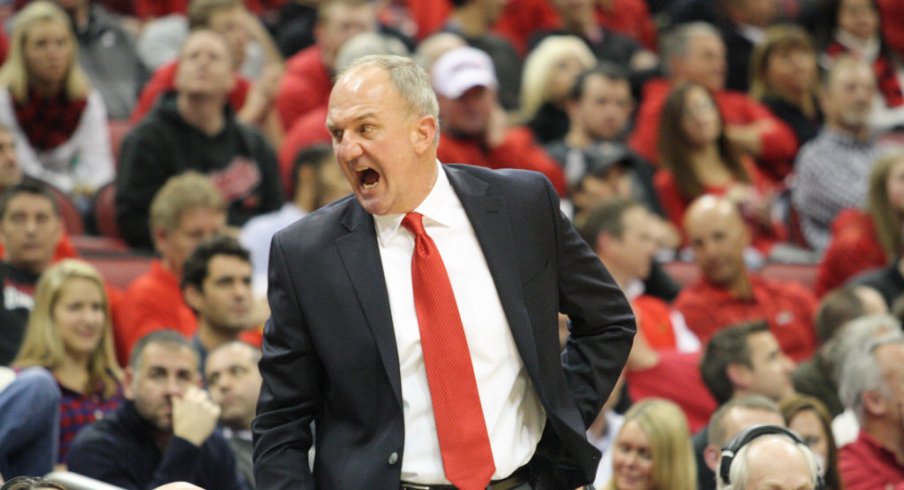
[1,0,904,489]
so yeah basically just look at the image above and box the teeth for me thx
[363,181,377,190]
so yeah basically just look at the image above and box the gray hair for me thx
[830,314,900,385]
[661,21,721,72]
[334,32,410,73]
[337,54,439,122]
[837,319,904,421]
[718,434,820,490]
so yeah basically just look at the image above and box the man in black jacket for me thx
[68,331,242,490]
[116,29,282,250]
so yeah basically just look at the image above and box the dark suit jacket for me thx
[252,164,636,489]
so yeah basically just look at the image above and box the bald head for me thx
[684,196,750,287]
[728,435,818,490]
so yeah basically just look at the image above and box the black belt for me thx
[400,465,530,490]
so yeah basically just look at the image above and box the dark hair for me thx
[0,477,65,490]
[291,143,335,196]
[657,83,749,200]
[0,180,59,219]
[180,235,250,292]
[815,287,866,344]
[701,320,770,404]
[780,394,842,490]
[578,199,643,247]
[129,330,197,370]
[569,61,630,101]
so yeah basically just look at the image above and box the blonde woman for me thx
[603,398,696,490]
[0,1,113,201]
[520,35,596,143]
[14,259,122,465]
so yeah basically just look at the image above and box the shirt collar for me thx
[374,160,455,246]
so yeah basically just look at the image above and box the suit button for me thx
[388,452,399,465]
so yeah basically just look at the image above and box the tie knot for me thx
[402,212,426,239]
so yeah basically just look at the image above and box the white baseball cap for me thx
[431,46,498,99]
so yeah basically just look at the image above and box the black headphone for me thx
[718,424,825,490]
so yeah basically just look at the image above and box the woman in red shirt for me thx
[655,83,783,253]
[816,151,904,295]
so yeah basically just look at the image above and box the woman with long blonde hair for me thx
[14,259,122,464]
[0,1,113,201]
[520,35,597,144]
[602,398,697,490]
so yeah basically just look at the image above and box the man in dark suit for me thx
[252,54,636,490]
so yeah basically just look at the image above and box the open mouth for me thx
[357,168,380,190]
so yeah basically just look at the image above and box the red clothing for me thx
[625,351,717,432]
[654,156,785,253]
[633,295,678,351]
[278,106,330,198]
[839,431,904,490]
[815,209,887,297]
[403,0,558,53]
[129,61,251,124]
[595,0,657,50]
[492,0,560,55]
[112,260,196,366]
[276,46,333,131]
[133,0,187,17]
[133,0,281,18]
[674,275,818,362]
[629,79,798,182]
[880,0,904,60]
[405,0,451,41]
[437,128,566,196]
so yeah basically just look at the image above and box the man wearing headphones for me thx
[717,425,822,490]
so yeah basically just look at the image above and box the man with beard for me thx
[68,331,242,489]
[793,55,887,252]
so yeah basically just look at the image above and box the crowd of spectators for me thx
[1,0,904,488]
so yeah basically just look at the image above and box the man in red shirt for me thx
[628,22,797,183]
[838,327,904,490]
[275,0,376,130]
[432,46,566,195]
[675,196,818,362]
[113,172,226,366]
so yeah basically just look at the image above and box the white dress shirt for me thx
[375,162,546,483]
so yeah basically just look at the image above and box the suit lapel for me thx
[445,167,543,388]
[335,203,403,408]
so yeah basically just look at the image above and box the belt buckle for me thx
[401,484,436,490]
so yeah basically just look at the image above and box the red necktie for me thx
[402,212,496,490]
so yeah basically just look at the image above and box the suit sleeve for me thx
[546,177,637,426]
[252,232,320,490]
